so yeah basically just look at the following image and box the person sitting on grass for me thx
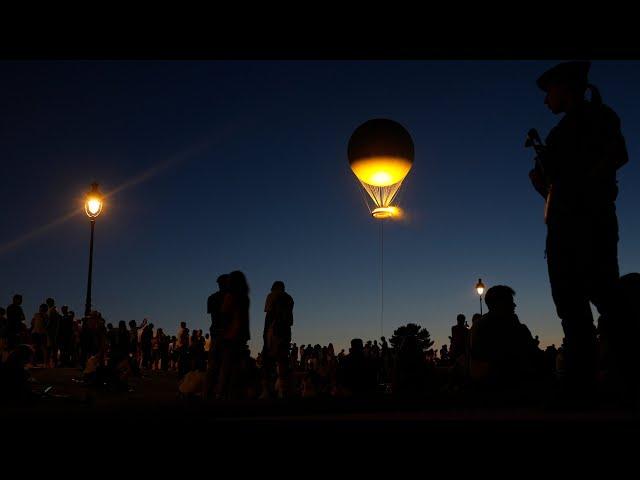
[335,339,377,397]
[83,351,130,391]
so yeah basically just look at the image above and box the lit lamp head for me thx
[84,182,103,220]
[475,278,485,297]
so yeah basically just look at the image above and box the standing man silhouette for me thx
[530,61,629,392]
[260,281,294,399]
[205,274,229,397]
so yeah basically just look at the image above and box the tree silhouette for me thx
[389,323,434,352]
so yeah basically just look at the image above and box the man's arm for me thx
[529,166,549,199]
[207,294,213,314]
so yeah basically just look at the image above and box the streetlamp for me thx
[84,182,103,317]
[475,278,485,315]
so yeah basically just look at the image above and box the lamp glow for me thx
[476,278,485,297]
[84,183,103,219]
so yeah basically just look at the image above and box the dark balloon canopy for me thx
[348,119,414,167]
[348,118,414,188]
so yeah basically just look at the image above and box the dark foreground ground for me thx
[3,368,640,459]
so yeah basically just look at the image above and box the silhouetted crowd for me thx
[0,293,215,397]
[2,271,639,406]
[180,272,640,405]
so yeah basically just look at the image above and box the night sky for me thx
[1,61,639,354]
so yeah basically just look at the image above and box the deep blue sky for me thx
[1,61,639,353]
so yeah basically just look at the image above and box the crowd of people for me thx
[1,270,639,405]
[186,272,640,403]
[0,293,215,395]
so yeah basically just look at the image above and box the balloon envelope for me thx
[348,119,414,187]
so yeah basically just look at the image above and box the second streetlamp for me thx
[475,278,485,316]
[84,182,103,317]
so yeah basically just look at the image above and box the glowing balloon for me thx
[348,119,414,218]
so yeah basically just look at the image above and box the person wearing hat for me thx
[530,61,629,394]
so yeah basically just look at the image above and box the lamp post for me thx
[475,278,485,316]
[84,182,103,317]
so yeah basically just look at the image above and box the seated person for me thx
[83,352,129,391]
[599,272,640,388]
[470,285,541,386]
[392,334,429,396]
[178,369,207,398]
[335,339,377,397]
[0,344,34,402]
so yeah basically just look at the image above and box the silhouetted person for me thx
[97,312,109,357]
[31,304,48,365]
[530,61,629,389]
[600,272,640,398]
[140,322,154,369]
[290,342,298,368]
[45,298,61,367]
[544,344,558,375]
[336,339,377,397]
[110,320,128,362]
[450,314,469,361]
[470,286,541,387]
[205,274,230,397]
[176,321,190,377]
[156,328,169,371]
[106,322,117,357]
[217,271,250,399]
[393,334,429,396]
[0,344,34,402]
[439,344,450,365]
[6,294,25,349]
[189,329,206,371]
[208,274,230,337]
[58,306,74,366]
[204,333,211,353]
[260,280,294,399]
[0,308,7,350]
[129,320,139,363]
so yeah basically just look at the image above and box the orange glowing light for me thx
[84,183,103,219]
[350,156,413,187]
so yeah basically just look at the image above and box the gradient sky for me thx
[1,60,639,354]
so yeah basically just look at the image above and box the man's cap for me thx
[536,61,591,92]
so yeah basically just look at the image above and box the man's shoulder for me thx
[588,101,618,119]
[516,321,534,337]
[474,313,492,328]
[283,292,294,306]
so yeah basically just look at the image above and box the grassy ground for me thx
[5,367,638,419]
[2,367,639,458]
